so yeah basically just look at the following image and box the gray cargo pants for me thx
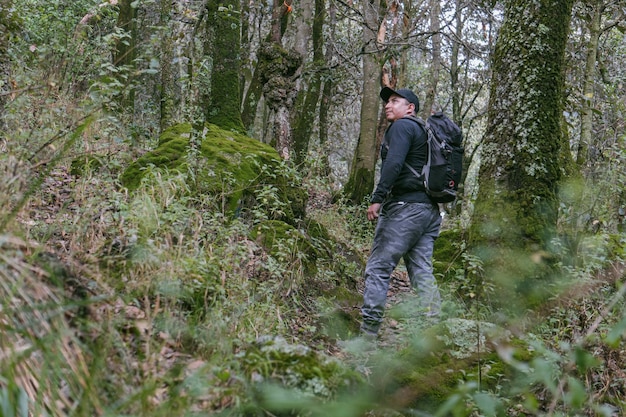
[360,201,442,336]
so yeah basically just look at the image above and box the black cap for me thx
[380,87,420,112]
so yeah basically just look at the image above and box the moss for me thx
[319,286,363,339]
[386,319,522,411]
[258,42,302,84]
[120,127,190,190]
[157,123,194,146]
[238,335,363,399]
[120,123,307,223]
[250,220,319,276]
[607,233,626,259]
[301,218,335,256]
[70,155,104,176]
[343,165,376,205]
[433,229,464,282]
[206,0,245,134]
[470,0,574,310]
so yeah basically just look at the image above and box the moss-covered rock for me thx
[385,318,520,412]
[120,123,307,223]
[238,335,363,401]
[318,286,363,339]
[250,220,319,277]
[433,229,464,282]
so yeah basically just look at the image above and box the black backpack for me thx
[404,113,464,203]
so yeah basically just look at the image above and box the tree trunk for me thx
[469,0,575,308]
[159,0,176,132]
[420,0,441,118]
[241,3,290,134]
[318,1,336,176]
[344,0,383,204]
[292,0,324,165]
[241,67,263,132]
[450,0,463,123]
[261,0,301,160]
[576,0,601,168]
[259,42,302,159]
[205,0,245,133]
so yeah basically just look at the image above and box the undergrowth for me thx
[2,145,626,416]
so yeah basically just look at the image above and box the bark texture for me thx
[577,0,601,168]
[344,0,383,204]
[159,0,176,132]
[469,0,575,306]
[258,42,302,159]
[205,0,245,133]
[292,0,325,165]
[420,0,441,118]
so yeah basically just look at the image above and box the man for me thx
[360,86,442,338]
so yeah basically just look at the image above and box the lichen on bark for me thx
[469,0,575,309]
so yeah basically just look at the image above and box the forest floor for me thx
[13,167,626,415]
[24,167,420,355]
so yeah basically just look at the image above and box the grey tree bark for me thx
[577,0,602,168]
[344,0,383,204]
[159,0,177,133]
[468,0,576,309]
[204,0,245,133]
[420,0,441,118]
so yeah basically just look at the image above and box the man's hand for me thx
[367,203,381,221]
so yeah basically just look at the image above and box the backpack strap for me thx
[400,116,433,183]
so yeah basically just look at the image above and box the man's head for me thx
[380,87,419,122]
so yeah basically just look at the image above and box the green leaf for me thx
[605,315,626,348]
[17,387,28,417]
[574,345,600,374]
[434,393,463,417]
[564,376,586,409]
[473,392,501,417]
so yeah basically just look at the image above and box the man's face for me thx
[384,94,414,122]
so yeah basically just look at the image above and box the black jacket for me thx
[370,117,431,204]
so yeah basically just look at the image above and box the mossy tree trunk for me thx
[159,0,176,133]
[317,1,337,176]
[241,2,290,134]
[344,0,383,204]
[468,0,575,308]
[576,0,601,168]
[292,0,325,165]
[260,0,301,160]
[205,0,245,134]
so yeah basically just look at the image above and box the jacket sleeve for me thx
[370,120,413,203]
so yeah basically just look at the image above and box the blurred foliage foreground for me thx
[1,123,626,417]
